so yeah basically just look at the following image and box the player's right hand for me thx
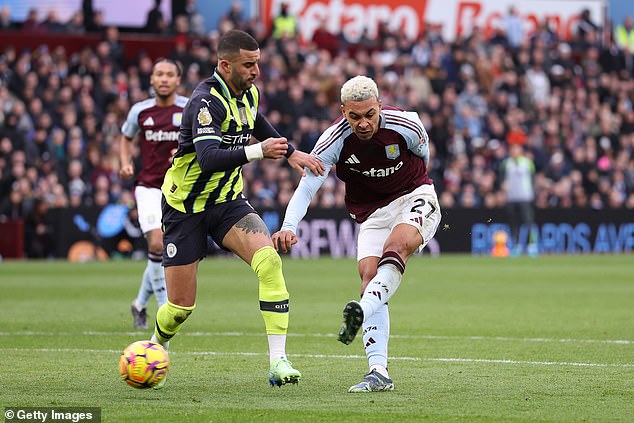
[261,137,288,159]
[271,230,297,254]
[119,164,134,180]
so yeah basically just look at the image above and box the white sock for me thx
[151,333,169,350]
[359,263,402,322]
[147,259,167,307]
[268,334,287,364]
[134,266,153,310]
[363,303,390,377]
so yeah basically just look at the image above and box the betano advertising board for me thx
[261,0,605,42]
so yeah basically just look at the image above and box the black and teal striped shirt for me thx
[162,69,291,213]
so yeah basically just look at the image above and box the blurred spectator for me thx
[224,1,243,29]
[145,0,167,34]
[0,6,13,30]
[89,9,105,33]
[525,59,550,108]
[502,6,524,50]
[311,19,341,58]
[66,159,88,204]
[21,8,42,32]
[172,14,190,37]
[614,16,634,54]
[530,20,558,50]
[24,199,54,258]
[272,2,297,40]
[576,8,599,45]
[500,142,537,255]
[0,188,26,220]
[185,0,205,36]
[66,11,85,34]
[42,10,65,32]
[104,26,125,70]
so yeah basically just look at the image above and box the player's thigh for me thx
[357,212,392,261]
[134,186,163,234]
[392,184,441,250]
[222,213,272,264]
[206,198,271,264]
[162,198,208,267]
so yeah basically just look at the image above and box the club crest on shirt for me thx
[197,107,212,126]
[172,112,182,127]
[238,107,248,125]
[385,144,400,159]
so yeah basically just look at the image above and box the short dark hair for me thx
[153,57,182,76]
[218,30,259,61]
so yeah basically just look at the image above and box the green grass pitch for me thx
[1,255,633,422]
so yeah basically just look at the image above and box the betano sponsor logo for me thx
[261,0,603,42]
[350,160,403,177]
[144,130,179,142]
[300,0,427,41]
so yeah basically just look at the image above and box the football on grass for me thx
[119,340,169,389]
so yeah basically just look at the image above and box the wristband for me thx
[245,143,264,161]
[284,143,295,158]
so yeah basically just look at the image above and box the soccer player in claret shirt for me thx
[272,76,442,393]
[119,58,187,330]
[149,29,325,388]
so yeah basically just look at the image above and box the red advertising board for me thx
[260,0,605,42]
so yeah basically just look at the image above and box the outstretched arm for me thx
[272,168,330,253]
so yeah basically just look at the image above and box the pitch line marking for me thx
[2,331,634,345]
[1,347,633,368]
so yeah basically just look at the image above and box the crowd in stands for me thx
[0,4,633,258]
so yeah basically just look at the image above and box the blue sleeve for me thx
[121,102,142,138]
[280,168,331,233]
[402,112,430,168]
[191,94,249,172]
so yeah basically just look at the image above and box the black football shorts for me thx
[161,196,256,266]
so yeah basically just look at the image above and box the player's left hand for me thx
[287,150,325,177]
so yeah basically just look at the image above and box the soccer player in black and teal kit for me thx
[150,30,324,388]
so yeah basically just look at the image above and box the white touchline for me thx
[2,331,634,345]
[1,348,633,368]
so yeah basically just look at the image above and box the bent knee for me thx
[251,246,282,274]
[147,238,163,255]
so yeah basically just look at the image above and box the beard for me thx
[232,75,251,92]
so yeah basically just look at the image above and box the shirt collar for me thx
[212,68,242,99]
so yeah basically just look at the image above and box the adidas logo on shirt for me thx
[143,117,155,126]
[344,154,360,165]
